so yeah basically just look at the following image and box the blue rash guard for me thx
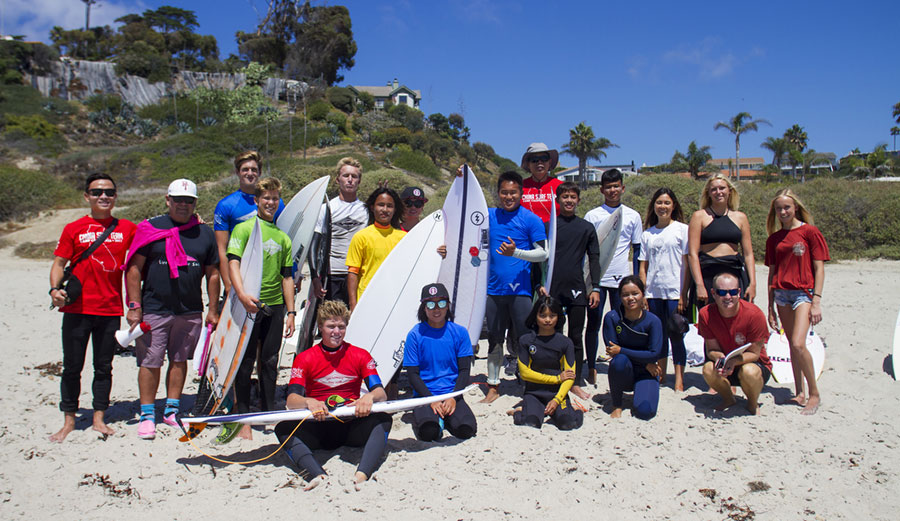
[403,321,473,396]
[213,190,285,233]
[488,206,546,296]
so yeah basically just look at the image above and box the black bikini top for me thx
[700,212,741,245]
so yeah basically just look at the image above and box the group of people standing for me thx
[46,143,829,487]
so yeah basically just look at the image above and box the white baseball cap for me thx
[167,178,198,199]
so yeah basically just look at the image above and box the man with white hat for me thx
[520,142,563,225]
[124,178,220,440]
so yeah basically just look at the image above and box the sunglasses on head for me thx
[529,155,551,163]
[424,299,448,310]
[88,188,117,197]
[714,288,741,297]
[405,199,425,208]
[170,196,196,204]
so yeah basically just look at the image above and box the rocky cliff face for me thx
[25,59,305,107]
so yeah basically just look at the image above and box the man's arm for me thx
[347,270,360,311]
[282,274,296,337]
[215,230,231,295]
[228,256,258,313]
[49,256,69,307]
[204,264,221,326]
[125,254,147,327]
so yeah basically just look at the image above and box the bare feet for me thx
[506,407,522,416]
[800,395,820,415]
[571,386,591,400]
[92,411,115,437]
[238,424,253,440]
[304,474,326,491]
[714,397,737,412]
[610,408,622,419]
[787,393,807,407]
[479,385,499,404]
[747,401,761,415]
[353,471,369,491]
[50,412,77,443]
[586,369,597,385]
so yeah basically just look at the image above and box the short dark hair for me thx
[600,168,623,186]
[84,173,116,193]
[556,181,580,198]
[618,274,645,294]
[525,295,567,332]
[416,300,456,323]
[365,187,403,228]
[497,171,523,192]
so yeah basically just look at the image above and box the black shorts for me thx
[726,361,771,387]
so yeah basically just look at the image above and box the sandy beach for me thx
[2,210,899,520]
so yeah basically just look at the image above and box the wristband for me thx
[813,293,822,298]
[128,301,141,310]
[49,287,58,295]
[286,311,297,316]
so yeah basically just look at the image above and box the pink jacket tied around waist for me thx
[123,215,200,278]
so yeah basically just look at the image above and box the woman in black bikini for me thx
[687,174,756,309]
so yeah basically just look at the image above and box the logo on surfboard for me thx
[471,211,485,225]
[392,341,405,368]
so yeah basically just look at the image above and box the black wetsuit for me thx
[514,331,583,430]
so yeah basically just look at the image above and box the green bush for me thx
[0,85,76,124]
[307,100,331,121]
[84,93,124,114]
[326,86,355,113]
[1,114,68,156]
[325,111,347,134]
[387,148,440,179]
[0,165,79,221]
[3,114,60,139]
[379,127,411,147]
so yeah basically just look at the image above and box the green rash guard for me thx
[227,216,293,306]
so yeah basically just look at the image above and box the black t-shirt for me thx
[549,214,601,306]
[518,331,575,395]
[137,215,218,315]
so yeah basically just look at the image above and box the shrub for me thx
[0,165,79,221]
[387,148,440,179]
[327,86,355,113]
[380,127,411,147]
[325,111,347,134]
[0,85,76,124]
[3,114,60,139]
[307,100,331,121]
[84,93,124,114]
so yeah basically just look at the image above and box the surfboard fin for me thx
[179,422,208,442]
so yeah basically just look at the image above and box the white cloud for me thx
[663,37,737,80]
[2,0,146,43]
[452,0,505,24]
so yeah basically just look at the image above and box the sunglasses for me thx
[88,188,117,197]
[714,288,741,297]
[170,196,197,204]
[529,155,551,163]
[424,300,448,310]
[405,199,425,208]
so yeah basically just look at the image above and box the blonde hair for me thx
[335,157,362,178]
[316,300,351,326]
[255,177,282,197]
[766,188,815,235]
[700,173,740,211]
[234,150,261,171]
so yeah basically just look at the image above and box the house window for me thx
[375,99,383,108]
[398,94,408,105]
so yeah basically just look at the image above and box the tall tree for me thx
[82,0,97,31]
[891,126,899,152]
[670,141,713,179]
[561,121,618,189]
[761,136,788,175]
[783,124,808,179]
[798,149,833,183]
[713,111,770,182]
[893,101,900,124]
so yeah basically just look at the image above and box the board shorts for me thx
[726,361,771,387]
[135,312,202,368]
[773,289,812,310]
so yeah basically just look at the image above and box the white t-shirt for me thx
[315,196,368,274]
[584,203,642,288]
[639,221,689,300]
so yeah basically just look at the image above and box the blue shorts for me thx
[773,289,812,310]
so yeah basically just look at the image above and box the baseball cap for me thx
[420,283,450,301]
[167,178,198,199]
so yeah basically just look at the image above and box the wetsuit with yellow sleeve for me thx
[514,331,583,430]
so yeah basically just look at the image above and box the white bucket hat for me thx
[520,142,559,170]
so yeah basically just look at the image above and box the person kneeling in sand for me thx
[274,300,392,490]
[698,272,773,415]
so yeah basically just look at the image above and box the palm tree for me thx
[893,102,900,124]
[561,121,618,189]
[799,149,833,183]
[761,136,788,176]
[714,112,770,182]
[783,124,808,179]
[671,141,712,179]
[891,126,899,152]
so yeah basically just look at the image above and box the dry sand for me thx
[1,210,899,520]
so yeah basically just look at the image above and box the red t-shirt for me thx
[765,224,829,290]
[697,301,772,370]
[521,176,562,223]
[288,342,379,401]
[54,215,136,316]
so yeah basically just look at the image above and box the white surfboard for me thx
[345,211,446,384]
[543,201,558,291]
[893,308,900,381]
[181,385,477,431]
[194,219,264,415]
[584,206,624,286]
[766,329,826,384]
[438,164,489,347]
[276,175,330,272]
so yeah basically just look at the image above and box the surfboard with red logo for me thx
[438,164,489,347]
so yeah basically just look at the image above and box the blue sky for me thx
[6,0,900,168]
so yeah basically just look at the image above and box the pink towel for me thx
[123,215,200,278]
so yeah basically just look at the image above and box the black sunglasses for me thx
[88,188,117,197]
[405,199,425,208]
[714,288,741,297]
[529,155,551,163]
[171,196,197,204]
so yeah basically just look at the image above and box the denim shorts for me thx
[773,289,812,310]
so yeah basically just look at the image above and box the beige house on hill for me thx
[348,78,422,110]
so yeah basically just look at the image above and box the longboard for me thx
[345,211,445,384]
[294,203,332,355]
[193,219,263,416]
[437,164,489,347]
[180,385,477,439]
[583,206,624,287]
[766,329,826,384]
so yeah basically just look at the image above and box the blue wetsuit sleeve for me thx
[602,311,618,347]
[617,317,665,364]
[364,374,383,391]
[632,243,641,277]
[287,383,306,397]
